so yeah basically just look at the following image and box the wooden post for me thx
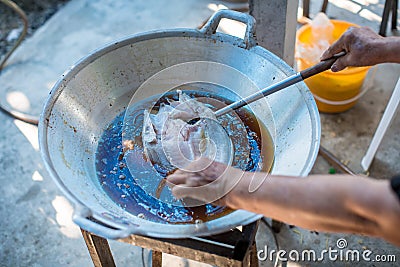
[152,251,162,267]
[392,0,398,30]
[303,0,310,18]
[380,0,393,36]
[81,229,116,267]
[249,0,299,67]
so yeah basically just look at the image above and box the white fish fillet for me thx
[142,91,232,173]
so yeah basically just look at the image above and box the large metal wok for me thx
[39,10,320,239]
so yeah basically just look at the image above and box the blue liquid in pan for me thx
[95,90,272,224]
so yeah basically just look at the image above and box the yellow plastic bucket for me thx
[296,20,370,113]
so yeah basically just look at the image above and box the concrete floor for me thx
[0,0,399,266]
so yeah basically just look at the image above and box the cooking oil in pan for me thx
[95,90,274,224]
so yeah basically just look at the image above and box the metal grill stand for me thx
[81,220,260,267]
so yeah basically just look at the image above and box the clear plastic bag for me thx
[296,13,334,66]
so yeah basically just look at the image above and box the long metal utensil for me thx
[214,52,345,117]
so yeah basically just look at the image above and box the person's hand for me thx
[321,26,384,72]
[166,158,246,206]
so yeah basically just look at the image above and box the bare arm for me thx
[227,172,400,246]
[321,26,400,72]
[167,160,400,246]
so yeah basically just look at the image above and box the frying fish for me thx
[142,90,232,173]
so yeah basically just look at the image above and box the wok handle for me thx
[73,206,134,239]
[300,51,346,80]
[200,9,257,49]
